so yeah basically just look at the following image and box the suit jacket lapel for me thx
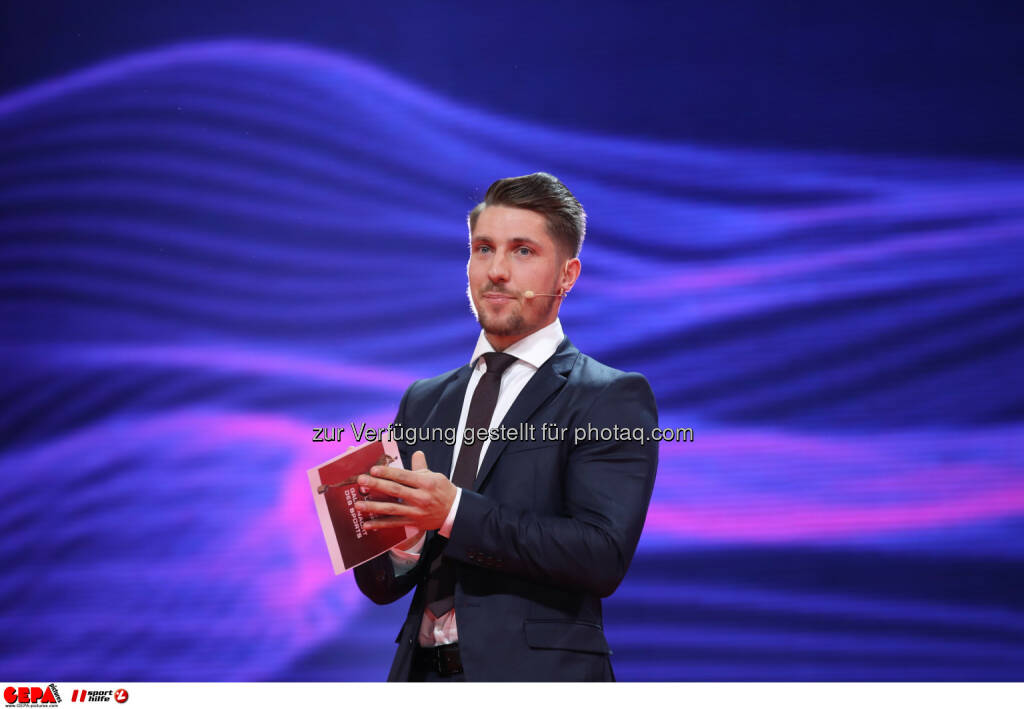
[424,365,472,478]
[473,338,580,492]
[416,365,471,550]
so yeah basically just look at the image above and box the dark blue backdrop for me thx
[2,1,1022,681]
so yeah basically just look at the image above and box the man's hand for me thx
[356,450,457,532]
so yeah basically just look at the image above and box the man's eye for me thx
[516,247,532,256]
[475,244,492,253]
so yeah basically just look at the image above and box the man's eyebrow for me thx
[510,237,543,248]
[470,235,544,248]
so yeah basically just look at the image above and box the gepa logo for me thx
[3,685,61,705]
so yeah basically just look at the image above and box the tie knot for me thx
[481,351,518,377]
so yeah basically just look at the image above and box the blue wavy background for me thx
[1,40,1023,680]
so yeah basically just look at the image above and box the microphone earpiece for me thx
[524,289,566,299]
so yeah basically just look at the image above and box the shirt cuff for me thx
[388,533,425,576]
[439,486,462,539]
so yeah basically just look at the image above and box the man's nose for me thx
[488,250,510,282]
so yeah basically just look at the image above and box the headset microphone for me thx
[524,289,567,299]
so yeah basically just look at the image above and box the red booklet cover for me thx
[308,436,417,573]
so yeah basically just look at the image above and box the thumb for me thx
[411,450,428,471]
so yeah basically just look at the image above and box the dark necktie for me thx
[424,351,518,618]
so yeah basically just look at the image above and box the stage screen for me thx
[1,1,1022,681]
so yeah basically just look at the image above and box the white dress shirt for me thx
[388,318,565,647]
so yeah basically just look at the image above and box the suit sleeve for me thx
[352,380,433,605]
[443,372,659,598]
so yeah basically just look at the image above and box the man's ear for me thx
[560,258,581,295]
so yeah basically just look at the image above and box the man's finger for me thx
[369,464,417,486]
[411,450,428,471]
[359,475,423,502]
[356,499,414,518]
[364,516,416,530]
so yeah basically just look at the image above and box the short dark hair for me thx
[468,172,586,258]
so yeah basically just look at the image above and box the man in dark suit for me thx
[353,173,658,681]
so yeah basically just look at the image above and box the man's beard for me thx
[467,282,558,337]
[477,306,527,337]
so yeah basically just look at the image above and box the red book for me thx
[308,436,417,573]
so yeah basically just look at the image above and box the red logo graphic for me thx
[69,689,119,703]
[3,686,60,704]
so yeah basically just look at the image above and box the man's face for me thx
[467,205,571,349]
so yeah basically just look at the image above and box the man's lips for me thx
[482,292,517,302]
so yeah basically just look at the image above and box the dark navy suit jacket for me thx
[354,337,658,681]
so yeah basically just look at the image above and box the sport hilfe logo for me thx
[67,690,127,703]
[3,685,61,705]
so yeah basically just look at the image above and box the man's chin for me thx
[477,314,526,338]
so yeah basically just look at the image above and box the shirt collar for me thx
[470,319,564,371]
